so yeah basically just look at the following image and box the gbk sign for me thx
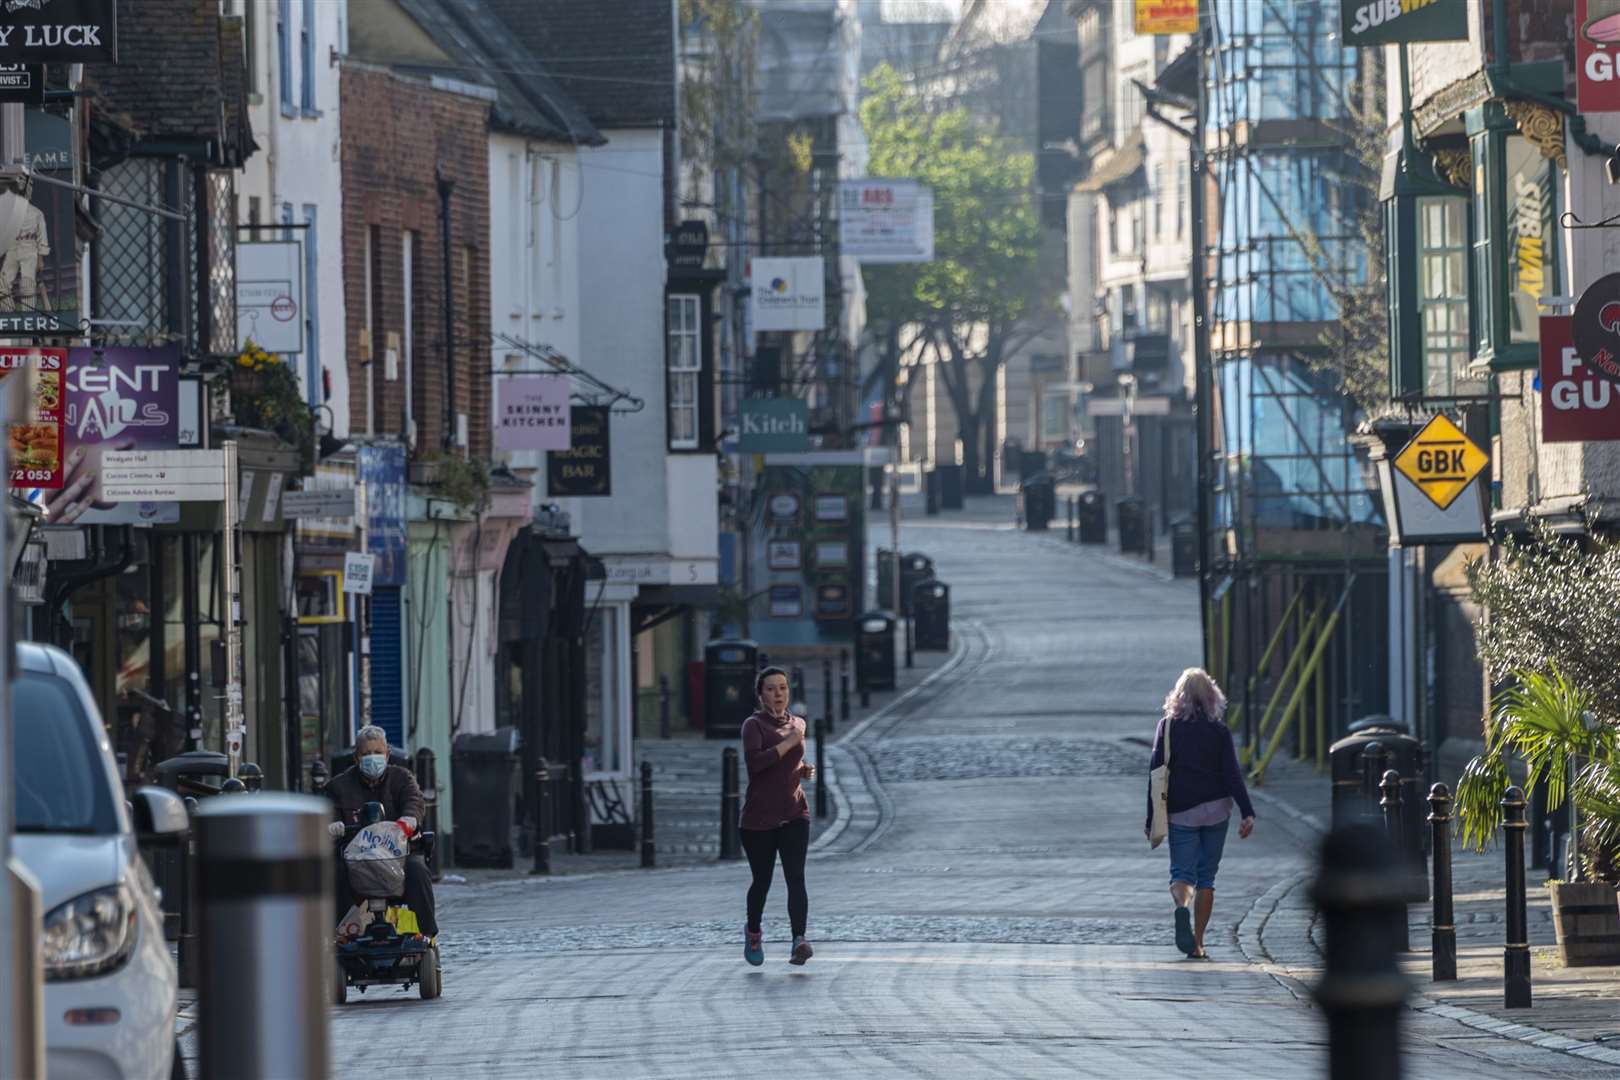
[0,0,116,63]
[1540,315,1620,443]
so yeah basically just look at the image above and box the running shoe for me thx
[1174,906,1196,956]
[744,927,764,966]
[789,936,814,965]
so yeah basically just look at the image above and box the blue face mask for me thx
[359,753,388,780]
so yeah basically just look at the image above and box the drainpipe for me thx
[437,167,457,453]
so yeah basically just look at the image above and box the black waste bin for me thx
[899,553,935,616]
[1117,497,1147,554]
[912,580,950,651]
[856,610,897,691]
[451,726,523,868]
[937,464,964,509]
[704,639,759,738]
[1076,490,1107,543]
[1170,518,1198,577]
[1328,715,1427,898]
[924,467,940,515]
[1021,475,1054,531]
[1019,450,1048,484]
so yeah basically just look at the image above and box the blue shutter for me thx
[277,0,293,113]
[371,588,404,748]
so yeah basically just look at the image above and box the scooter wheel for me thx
[333,964,348,1005]
[418,945,441,1000]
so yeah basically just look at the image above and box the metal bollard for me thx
[195,794,330,1080]
[415,747,440,879]
[658,675,671,740]
[177,796,199,989]
[1311,824,1410,1080]
[640,761,656,869]
[1502,785,1531,1008]
[814,713,828,818]
[904,613,915,669]
[531,761,552,876]
[1361,741,1387,821]
[792,665,805,713]
[822,657,834,737]
[1067,497,1075,542]
[840,649,851,727]
[1380,769,1409,952]
[720,747,741,860]
[1428,783,1456,981]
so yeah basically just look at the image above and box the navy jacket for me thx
[1145,712,1255,834]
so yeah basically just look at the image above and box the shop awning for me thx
[1076,128,1146,193]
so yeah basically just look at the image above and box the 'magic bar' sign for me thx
[0,0,116,63]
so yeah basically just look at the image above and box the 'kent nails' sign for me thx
[0,0,117,64]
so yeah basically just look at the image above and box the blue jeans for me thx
[1168,819,1230,890]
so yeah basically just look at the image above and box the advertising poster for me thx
[1133,0,1197,37]
[0,109,77,337]
[359,443,406,586]
[495,375,571,451]
[838,180,935,264]
[61,344,181,524]
[747,454,866,646]
[0,346,62,489]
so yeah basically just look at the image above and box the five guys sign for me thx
[0,0,117,63]
[1540,315,1620,443]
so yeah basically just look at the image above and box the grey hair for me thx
[1163,667,1227,723]
[355,725,389,751]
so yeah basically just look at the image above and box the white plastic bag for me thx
[344,821,408,898]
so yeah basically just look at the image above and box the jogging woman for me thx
[1144,667,1255,959]
[740,666,815,966]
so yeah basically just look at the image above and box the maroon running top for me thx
[739,709,811,830]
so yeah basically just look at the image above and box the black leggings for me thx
[741,819,810,938]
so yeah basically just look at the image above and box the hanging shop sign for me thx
[739,398,809,453]
[0,346,61,489]
[1580,0,1620,113]
[1340,0,1467,47]
[63,345,181,524]
[236,240,304,354]
[667,219,709,270]
[547,405,611,497]
[1539,315,1620,443]
[751,257,825,332]
[342,551,376,595]
[0,110,77,337]
[838,180,934,264]
[0,0,116,63]
[359,443,406,586]
[1572,271,1620,385]
[494,375,571,451]
[1133,0,1197,36]
[1392,413,1489,510]
[0,65,43,105]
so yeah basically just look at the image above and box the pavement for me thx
[302,493,1620,1078]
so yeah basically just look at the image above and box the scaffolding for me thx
[1199,0,1389,780]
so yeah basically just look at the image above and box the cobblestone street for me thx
[324,499,1609,1078]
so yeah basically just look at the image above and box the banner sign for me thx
[751,257,825,332]
[0,346,60,488]
[359,443,406,587]
[0,64,43,105]
[1540,315,1620,442]
[236,240,304,354]
[0,0,116,63]
[839,180,934,263]
[495,375,570,451]
[1580,0,1620,113]
[1340,0,1467,47]
[63,345,182,524]
[547,406,611,497]
[739,398,809,453]
[1134,0,1197,35]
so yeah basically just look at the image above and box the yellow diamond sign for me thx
[1392,414,1488,511]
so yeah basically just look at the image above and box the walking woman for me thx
[1145,667,1255,958]
[740,667,815,966]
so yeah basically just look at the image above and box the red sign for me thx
[1541,315,1620,443]
[0,347,65,488]
[1579,0,1620,113]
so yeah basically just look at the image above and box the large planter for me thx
[1550,880,1620,966]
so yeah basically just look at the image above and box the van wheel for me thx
[333,964,348,1005]
[171,1036,188,1080]
[419,945,441,1000]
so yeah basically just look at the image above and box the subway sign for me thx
[1340,0,1467,47]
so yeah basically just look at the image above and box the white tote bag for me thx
[1148,718,1172,848]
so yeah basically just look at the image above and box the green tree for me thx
[859,64,1047,493]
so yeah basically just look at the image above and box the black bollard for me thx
[814,713,828,818]
[720,748,741,860]
[1067,497,1075,542]
[792,665,805,712]
[1428,783,1456,981]
[531,761,552,876]
[822,657,835,737]
[658,675,671,740]
[640,761,656,869]
[905,612,914,669]
[1311,824,1410,1080]
[178,796,199,989]
[1361,741,1387,822]
[1380,769,1409,952]
[415,748,440,879]
[839,649,851,727]
[1502,785,1531,1008]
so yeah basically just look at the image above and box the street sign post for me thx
[1392,415,1488,511]
[342,551,375,596]
[100,449,227,502]
[281,487,356,519]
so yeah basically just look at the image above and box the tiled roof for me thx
[484,0,676,129]
[84,0,254,165]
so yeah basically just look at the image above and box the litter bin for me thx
[1117,497,1147,554]
[1021,475,1054,531]
[937,464,964,510]
[912,580,950,651]
[856,610,897,691]
[1170,518,1198,577]
[899,553,935,616]
[451,726,523,868]
[1328,715,1427,898]
[1076,490,1107,544]
[704,639,759,739]
[924,467,940,515]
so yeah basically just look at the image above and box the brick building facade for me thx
[339,65,492,458]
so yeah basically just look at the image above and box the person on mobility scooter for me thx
[325,725,441,1001]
